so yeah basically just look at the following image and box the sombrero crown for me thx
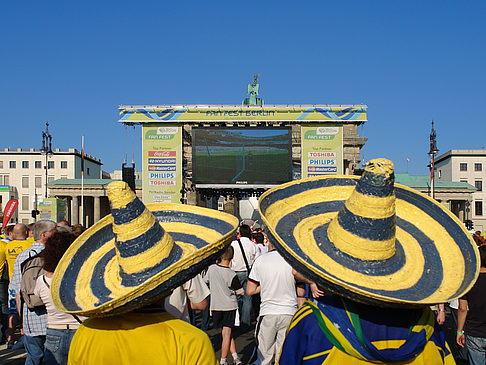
[52,181,238,316]
[259,158,480,306]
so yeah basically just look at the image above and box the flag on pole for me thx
[81,142,85,176]
[2,199,18,228]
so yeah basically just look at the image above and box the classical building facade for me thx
[0,148,102,224]
[435,149,486,230]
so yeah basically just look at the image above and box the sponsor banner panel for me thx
[142,124,182,204]
[301,124,343,178]
[120,106,367,123]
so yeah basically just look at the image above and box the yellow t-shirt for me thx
[0,241,7,278]
[68,310,217,365]
[5,239,31,280]
[26,236,35,244]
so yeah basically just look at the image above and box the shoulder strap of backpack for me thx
[237,239,251,274]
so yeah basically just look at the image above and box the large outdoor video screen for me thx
[192,128,292,185]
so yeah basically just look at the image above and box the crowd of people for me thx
[0,220,85,364]
[0,158,485,365]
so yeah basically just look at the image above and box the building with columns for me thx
[0,148,102,224]
[48,179,141,227]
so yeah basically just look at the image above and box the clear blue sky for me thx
[1,1,485,175]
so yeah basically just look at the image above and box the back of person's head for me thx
[33,220,56,242]
[12,223,28,240]
[221,245,234,261]
[473,234,482,246]
[480,246,486,268]
[4,224,14,236]
[253,232,264,244]
[239,224,252,238]
[57,226,72,233]
[57,220,70,228]
[72,224,85,237]
[42,231,76,273]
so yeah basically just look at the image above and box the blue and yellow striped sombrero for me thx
[259,158,480,306]
[51,181,238,317]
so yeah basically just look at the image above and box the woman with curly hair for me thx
[33,230,85,365]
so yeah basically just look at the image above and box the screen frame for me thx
[191,126,293,186]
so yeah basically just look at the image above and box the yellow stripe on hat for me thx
[292,213,425,291]
[117,231,174,275]
[327,217,396,260]
[344,192,396,220]
[108,181,136,209]
[264,185,356,227]
[113,209,156,242]
[74,240,116,309]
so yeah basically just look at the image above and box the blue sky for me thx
[1,1,485,175]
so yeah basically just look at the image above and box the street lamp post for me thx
[41,122,53,198]
[428,121,439,200]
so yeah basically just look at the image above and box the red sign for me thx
[148,151,177,157]
[2,199,18,228]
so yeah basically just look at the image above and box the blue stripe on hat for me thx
[259,178,357,213]
[111,198,145,225]
[153,211,236,236]
[336,206,396,241]
[116,222,164,258]
[355,172,394,198]
[58,224,115,311]
[92,248,117,306]
[119,244,182,287]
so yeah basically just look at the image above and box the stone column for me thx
[94,196,101,223]
[72,196,79,225]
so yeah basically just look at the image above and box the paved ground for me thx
[0,308,469,365]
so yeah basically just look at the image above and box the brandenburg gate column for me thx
[94,196,101,223]
[72,196,79,225]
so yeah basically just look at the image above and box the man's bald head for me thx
[12,223,28,240]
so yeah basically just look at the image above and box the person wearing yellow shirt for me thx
[50,181,239,365]
[5,223,31,347]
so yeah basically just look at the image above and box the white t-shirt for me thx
[165,274,210,322]
[33,275,86,326]
[248,251,297,316]
[231,237,259,272]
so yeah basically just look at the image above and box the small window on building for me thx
[476,201,483,216]
[48,176,55,183]
[35,161,42,169]
[460,163,467,171]
[22,161,29,169]
[438,169,441,178]
[22,195,29,211]
[48,161,54,169]
[9,161,16,169]
[87,168,90,176]
[3,175,9,185]
[22,176,29,188]
[35,176,42,188]
[460,180,468,184]
[475,163,482,171]
[0,161,3,169]
[61,161,67,169]
[475,181,483,192]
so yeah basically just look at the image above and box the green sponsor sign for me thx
[142,124,182,204]
[301,124,343,178]
[38,198,66,222]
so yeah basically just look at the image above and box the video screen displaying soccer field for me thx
[192,128,292,184]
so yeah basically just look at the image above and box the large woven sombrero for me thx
[51,181,238,317]
[259,158,480,306]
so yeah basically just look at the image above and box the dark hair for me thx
[41,231,75,272]
[221,245,234,261]
[253,232,264,244]
[239,224,252,238]
[480,246,486,268]
[473,234,482,247]
[72,224,85,237]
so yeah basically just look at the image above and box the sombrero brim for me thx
[259,175,480,306]
[51,203,238,317]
